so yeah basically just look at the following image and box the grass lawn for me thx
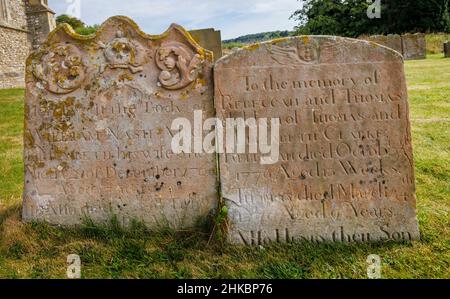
[0,54,449,279]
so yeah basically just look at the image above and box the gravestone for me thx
[364,34,403,55]
[189,28,223,61]
[215,36,420,245]
[23,16,218,228]
[401,33,426,60]
[444,41,450,58]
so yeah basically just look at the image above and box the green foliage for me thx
[222,41,245,50]
[426,33,450,54]
[75,25,99,36]
[56,14,99,36]
[214,206,228,242]
[292,0,450,37]
[223,30,293,46]
[56,14,85,30]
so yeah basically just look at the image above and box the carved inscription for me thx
[23,16,217,228]
[215,36,420,244]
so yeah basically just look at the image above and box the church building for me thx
[0,0,55,88]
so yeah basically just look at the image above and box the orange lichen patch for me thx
[46,167,56,176]
[194,72,207,89]
[269,37,291,45]
[180,90,190,100]
[59,162,69,170]
[35,161,45,169]
[302,35,310,44]
[244,43,260,51]
[118,72,134,82]
[23,130,35,147]
[51,97,76,120]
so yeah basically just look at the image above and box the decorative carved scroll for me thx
[155,42,202,90]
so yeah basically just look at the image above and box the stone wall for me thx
[361,33,427,60]
[1,0,29,29]
[0,0,55,89]
[0,26,32,88]
[0,0,32,89]
[25,0,56,48]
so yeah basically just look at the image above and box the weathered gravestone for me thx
[401,33,426,60]
[23,16,218,228]
[363,34,403,55]
[444,41,450,58]
[215,36,420,245]
[189,28,223,62]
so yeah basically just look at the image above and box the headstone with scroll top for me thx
[23,16,217,228]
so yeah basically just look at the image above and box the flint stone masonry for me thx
[215,36,420,245]
[0,26,31,88]
[444,41,450,58]
[0,0,55,89]
[188,28,223,61]
[23,16,217,228]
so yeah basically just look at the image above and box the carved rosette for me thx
[32,44,86,94]
[99,30,146,73]
[155,41,203,90]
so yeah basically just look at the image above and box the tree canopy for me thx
[223,30,293,44]
[291,0,450,37]
[55,14,98,35]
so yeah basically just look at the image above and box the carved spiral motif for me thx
[32,44,86,94]
[155,42,202,90]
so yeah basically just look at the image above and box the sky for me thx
[47,0,300,40]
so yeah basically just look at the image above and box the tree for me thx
[291,0,450,37]
[55,14,99,35]
[56,14,85,30]
[75,25,99,36]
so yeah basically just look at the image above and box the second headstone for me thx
[215,36,420,245]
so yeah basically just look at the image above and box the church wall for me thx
[0,26,31,88]
[0,0,32,88]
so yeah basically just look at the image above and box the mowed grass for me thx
[0,55,449,279]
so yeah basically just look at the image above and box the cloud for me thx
[48,0,300,39]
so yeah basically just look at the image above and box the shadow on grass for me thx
[0,203,424,278]
[0,204,21,230]
[220,238,416,278]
